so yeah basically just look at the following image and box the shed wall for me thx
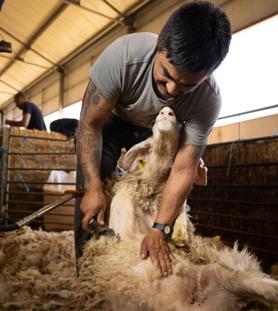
[189,136,278,269]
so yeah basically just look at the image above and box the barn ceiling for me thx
[0,0,151,108]
[1,0,278,110]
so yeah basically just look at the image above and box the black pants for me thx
[74,114,152,259]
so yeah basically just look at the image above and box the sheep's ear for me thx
[120,138,153,172]
[215,265,278,307]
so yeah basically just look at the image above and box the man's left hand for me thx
[140,229,175,276]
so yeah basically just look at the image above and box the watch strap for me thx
[152,222,172,236]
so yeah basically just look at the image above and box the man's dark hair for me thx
[157,1,231,73]
[14,91,26,101]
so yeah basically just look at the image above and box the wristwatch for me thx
[152,222,172,237]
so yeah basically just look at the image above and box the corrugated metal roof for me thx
[0,0,147,107]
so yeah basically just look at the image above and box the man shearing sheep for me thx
[75,1,231,276]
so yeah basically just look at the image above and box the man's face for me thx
[15,96,24,108]
[152,51,209,100]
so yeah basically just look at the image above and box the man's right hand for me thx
[80,188,107,231]
[76,79,115,232]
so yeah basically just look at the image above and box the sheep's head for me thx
[120,107,180,173]
[152,107,180,155]
[154,106,177,133]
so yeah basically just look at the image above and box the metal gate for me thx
[0,127,76,230]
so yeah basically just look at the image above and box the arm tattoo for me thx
[82,81,97,115]
[77,80,114,183]
[82,80,113,115]
[93,93,100,106]
[77,119,102,183]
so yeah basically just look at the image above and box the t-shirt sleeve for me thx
[90,37,125,101]
[185,92,221,146]
[22,103,33,114]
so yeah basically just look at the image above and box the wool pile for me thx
[1,226,277,311]
[0,226,79,311]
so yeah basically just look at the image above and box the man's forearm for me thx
[77,121,103,190]
[155,143,205,226]
[155,169,195,226]
[6,120,23,127]
[76,79,115,191]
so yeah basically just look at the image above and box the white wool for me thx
[1,226,278,310]
[1,108,277,310]
[0,226,80,311]
[218,242,262,273]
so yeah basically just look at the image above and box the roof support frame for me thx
[0,79,19,92]
[0,0,157,110]
[0,27,58,67]
[0,55,50,69]
[0,90,15,95]
[62,0,125,26]
[0,2,69,78]
[102,0,135,32]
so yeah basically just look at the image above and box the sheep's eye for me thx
[168,112,173,116]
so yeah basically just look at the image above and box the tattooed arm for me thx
[154,143,206,225]
[140,142,206,276]
[76,79,116,230]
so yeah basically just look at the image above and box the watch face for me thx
[164,225,171,235]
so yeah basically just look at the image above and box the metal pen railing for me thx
[0,127,76,230]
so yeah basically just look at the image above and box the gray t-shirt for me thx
[90,32,221,145]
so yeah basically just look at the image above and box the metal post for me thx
[1,126,12,223]
[58,67,65,117]
[0,126,5,220]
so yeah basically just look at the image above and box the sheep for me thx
[78,236,278,311]
[107,106,185,242]
[105,106,206,247]
[1,226,277,311]
[77,106,278,311]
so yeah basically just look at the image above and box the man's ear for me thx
[120,138,153,173]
